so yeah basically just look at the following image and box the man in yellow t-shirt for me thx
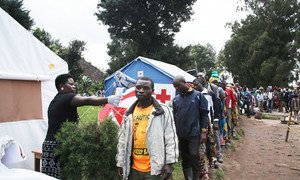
[116,77,178,180]
[132,104,153,172]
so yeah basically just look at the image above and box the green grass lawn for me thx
[78,105,103,123]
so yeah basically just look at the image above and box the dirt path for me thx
[220,114,300,180]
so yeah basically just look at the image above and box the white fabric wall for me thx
[0,8,68,170]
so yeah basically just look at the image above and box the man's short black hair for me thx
[193,78,202,84]
[55,74,73,91]
[137,77,154,89]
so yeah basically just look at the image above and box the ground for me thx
[78,106,300,180]
[219,112,300,180]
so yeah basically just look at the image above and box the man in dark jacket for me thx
[173,75,209,180]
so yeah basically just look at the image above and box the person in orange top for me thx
[116,77,178,180]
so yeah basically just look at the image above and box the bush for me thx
[55,118,119,180]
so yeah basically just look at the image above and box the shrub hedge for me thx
[55,118,119,180]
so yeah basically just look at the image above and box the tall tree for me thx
[105,37,140,74]
[33,27,63,54]
[0,0,34,30]
[32,28,85,81]
[96,0,197,73]
[60,40,86,81]
[186,44,217,73]
[222,0,299,87]
[105,37,192,74]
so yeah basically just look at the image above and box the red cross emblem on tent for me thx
[156,89,171,103]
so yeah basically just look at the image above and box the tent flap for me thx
[0,8,68,170]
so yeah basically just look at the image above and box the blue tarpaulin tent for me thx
[105,56,195,97]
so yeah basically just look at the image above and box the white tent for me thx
[0,8,68,170]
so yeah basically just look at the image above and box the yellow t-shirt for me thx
[131,104,153,172]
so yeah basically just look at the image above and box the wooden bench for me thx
[31,149,42,172]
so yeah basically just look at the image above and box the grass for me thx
[261,113,281,120]
[78,105,103,123]
[214,168,225,180]
[236,128,245,139]
[172,160,184,180]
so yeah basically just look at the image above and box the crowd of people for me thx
[239,86,300,117]
[42,73,300,180]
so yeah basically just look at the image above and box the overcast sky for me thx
[22,0,248,70]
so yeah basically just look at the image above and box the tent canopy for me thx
[105,56,195,96]
[0,8,68,170]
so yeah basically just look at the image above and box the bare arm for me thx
[70,95,108,107]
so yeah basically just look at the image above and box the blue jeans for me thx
[213,129,222,158]
[267,100,273,113]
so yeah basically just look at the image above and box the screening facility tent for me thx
[104,56,196,105]
[0,8,68,169]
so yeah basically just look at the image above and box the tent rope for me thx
[79,106,92,119]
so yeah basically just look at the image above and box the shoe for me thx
[232,132,237,139]
[225,142,231,147]
[214,162,219,169]
[217,156,224,163]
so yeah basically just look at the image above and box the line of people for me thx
[116,72,243,180]
[43,73,270,180]
[115,75,300,180]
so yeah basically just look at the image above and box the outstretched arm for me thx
[70,95,120,107]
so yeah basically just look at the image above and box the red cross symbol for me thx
[156,89,171,103]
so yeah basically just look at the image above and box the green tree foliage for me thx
[33,27,64,54]
[0,0,34,30]
[33,28,104,93]
[76,75,93,95]
[96,0,197,73]
[55,118,119,180]
[222,0,299,87]
[76,75,104,95]
[59,40,85,81]
[33,28,85,81]
[186,44,217,73]
[105,37,140,74]
[106,37,193,74]
[153,44,191,70]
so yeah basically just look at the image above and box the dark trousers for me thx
[179,136,200,172]
[128,168,160,180]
